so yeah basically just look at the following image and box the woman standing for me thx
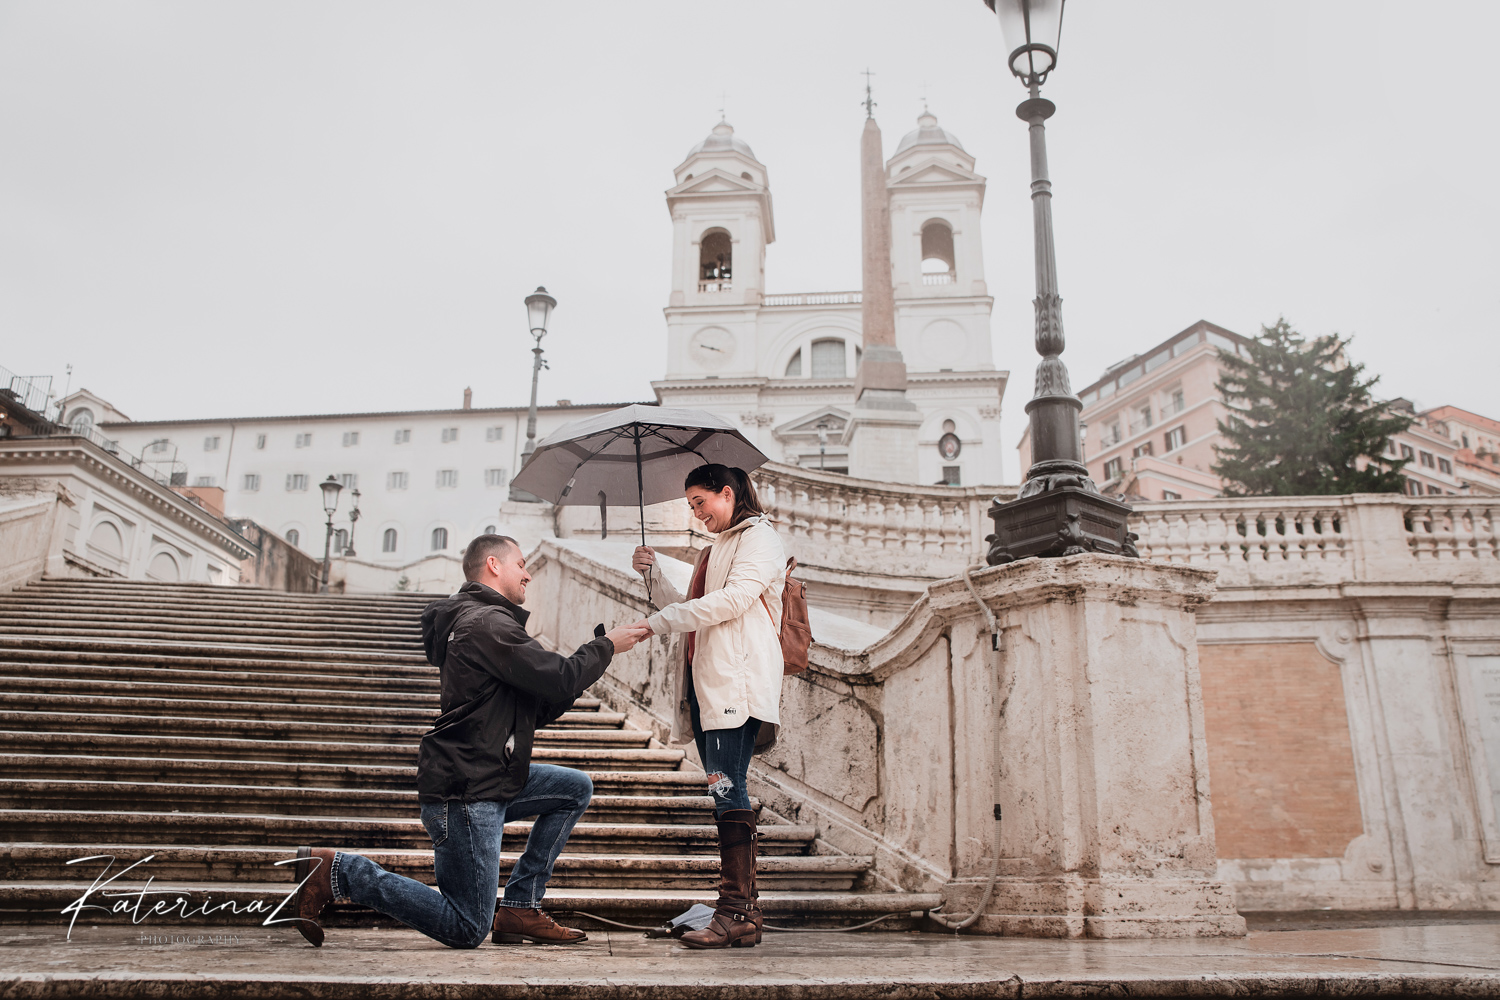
[629,463,785,950]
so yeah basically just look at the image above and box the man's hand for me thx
[604,624,653,654]
[632,545,656,575]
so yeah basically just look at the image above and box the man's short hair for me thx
[463,534,519,581]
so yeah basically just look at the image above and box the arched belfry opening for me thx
[920,219,955,285]
[699,229,732,292]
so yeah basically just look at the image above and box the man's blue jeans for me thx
[330,764,592,949]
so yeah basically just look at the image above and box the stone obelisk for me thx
[844,88,921,483]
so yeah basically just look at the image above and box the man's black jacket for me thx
[417,581,614,802]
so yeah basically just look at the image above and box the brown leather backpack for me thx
[760,556,811,675]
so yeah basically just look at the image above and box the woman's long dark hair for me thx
[684,464,765,527]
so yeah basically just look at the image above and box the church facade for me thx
[652,115,1008,486]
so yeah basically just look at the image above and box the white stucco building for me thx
[653,114,1008,485]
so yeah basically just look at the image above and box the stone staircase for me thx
[0,579,933,930]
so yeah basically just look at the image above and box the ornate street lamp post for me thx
[981,0,1134,564]
[510,286,557,502]
[318,475,343,593]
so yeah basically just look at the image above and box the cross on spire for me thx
[862,69,876,119]
[718,90,728,122]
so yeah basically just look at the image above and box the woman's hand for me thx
[604,624,653,654]
[624,618,652,634]
[632,545,656,575]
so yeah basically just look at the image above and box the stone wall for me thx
[229,519,320,592]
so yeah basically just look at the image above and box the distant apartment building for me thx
[1017,319,1499,500]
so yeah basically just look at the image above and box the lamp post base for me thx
[985,487,1136,565]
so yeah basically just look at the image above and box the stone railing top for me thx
[753,461,1013,505]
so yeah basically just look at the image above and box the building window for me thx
[431,527,449,551]
[1461,433,1470,448]
[1163,490,1182,500]
[1438,457,1452,475]
[150,439,171,454]
[193,476,216,487]
[436,469,458,488]
[382,528,398,553]
[809,339,846,378]
[295,433,312,448]
[1133,442,1153,459]
[286,473,308,492]
[1104,421,1122,446]
[255,433,266,449]
[333,528,349,553]
[941,466,961,485]
[485,468,507,488]
[699,228,732,291]
[343,431,360,447]
[1103,457,1123,480]
[285,529,300,547]
[204,436,220,451]
[1427,484,1442,495]
[68,408,95,434]
[484,524,497,535]
[394,428,411,444]
[1419,450,1435,468]
[486,426,504,442]
[242,474,260,492]
[1130,403,1154,435]
[1163,388,1185,417]
[1406,477,1423,495]
[387,471,409,491]
[338,473,357,490]
[784,350,802,377]
[1399,444,1415,460]
[441,427,459,443]
[1164,426,1187,452]
[920,219,955,284]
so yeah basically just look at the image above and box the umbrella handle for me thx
[635,431,652,608]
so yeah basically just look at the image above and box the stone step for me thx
[0,682,621,728]
[0,883,932,928]
[14,580,437,607]
[0,623,424,652]
[0,674,443,710]
[0,755,693,793]
[0,659,442,695]
[0,780,741,823]
[0,597,427,626]
[0,811,817,854]
[0,645,439,681]
[0,731,681,769]
[0,845,870,891]
[0,711,650,746]
[0,635,428,666]
[0,603,426,635]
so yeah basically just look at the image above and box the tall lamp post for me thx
[510,286,558,502]
[343,488,361,558]
[980,0,1134,564]
[318,475,343,593]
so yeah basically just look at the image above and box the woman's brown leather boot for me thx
[679,809,761,949]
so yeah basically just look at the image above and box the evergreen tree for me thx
[1212,319,1413,496]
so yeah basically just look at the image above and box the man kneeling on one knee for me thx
[289,533,651,948]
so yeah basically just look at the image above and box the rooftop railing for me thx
[762,291,862,307]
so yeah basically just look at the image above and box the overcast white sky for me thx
[3,1,1496,482]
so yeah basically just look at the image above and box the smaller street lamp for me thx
[344,488,361,558]
[511,286,558,501]
[318,475,343,594]
[816,420,831,471]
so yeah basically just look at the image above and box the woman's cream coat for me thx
[643,515,785,752]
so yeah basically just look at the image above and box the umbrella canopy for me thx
[509,404,768,508]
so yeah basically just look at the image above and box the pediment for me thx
[774,406,850,440]
[889,159,979,187]
[670,167,762,197]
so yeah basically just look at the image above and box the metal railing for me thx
[13,421,188,488]
[0,366,56,419]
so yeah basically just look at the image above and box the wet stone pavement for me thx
[2,915,1500,998]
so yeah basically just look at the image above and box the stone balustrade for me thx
[1130,494,1500,587]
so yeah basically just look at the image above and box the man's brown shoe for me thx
[491,905,588,944]
[291,847,337,947]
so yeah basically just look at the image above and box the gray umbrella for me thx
[508,403,769,551]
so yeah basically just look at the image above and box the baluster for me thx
[1406,504,1434,559]
[1184,511,1207,565]
[1452,503,1478,560]
[1207,510,1234,564]
[1429,505,1457,559]
[1474,504,1499,561]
